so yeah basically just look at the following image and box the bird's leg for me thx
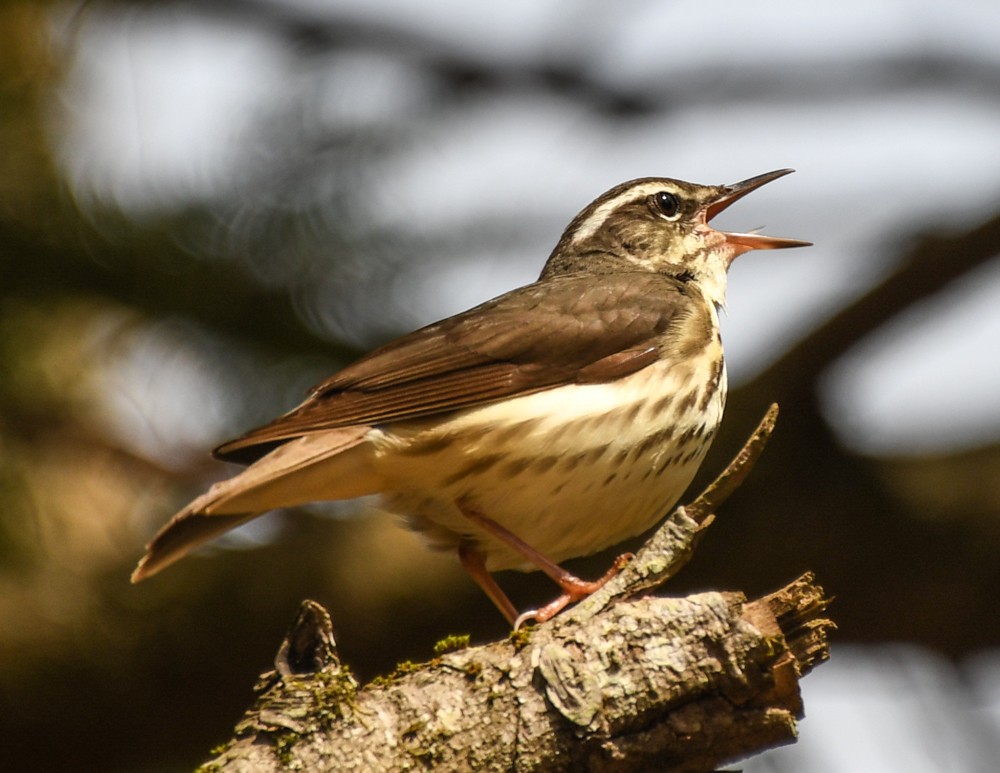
[458,503,633,628]
[458,540,519,625]
[514,553,633,630]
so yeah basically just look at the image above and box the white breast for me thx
[372,350,727,572]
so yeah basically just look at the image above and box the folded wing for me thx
[215,272,692,464]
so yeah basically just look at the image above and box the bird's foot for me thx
[513,552,634,629]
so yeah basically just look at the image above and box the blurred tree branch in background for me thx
[1,1,999,771]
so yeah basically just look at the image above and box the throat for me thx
[690,258,729,310]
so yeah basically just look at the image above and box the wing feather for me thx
[215,272,693,464]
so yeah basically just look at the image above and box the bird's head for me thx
[542,169,811,307]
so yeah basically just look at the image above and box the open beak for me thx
[705,169,812,253]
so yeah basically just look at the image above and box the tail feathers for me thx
[131,427,377,583]
[131,510,258,582]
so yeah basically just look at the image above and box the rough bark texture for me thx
[197,407,834,772]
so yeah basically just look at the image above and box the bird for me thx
[131,169,810,627]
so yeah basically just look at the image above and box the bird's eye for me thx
[653,191,680,218]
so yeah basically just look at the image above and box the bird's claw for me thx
[512,552,635,630]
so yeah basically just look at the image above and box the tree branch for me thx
[197,406,833,772]
[745,209,1000,400]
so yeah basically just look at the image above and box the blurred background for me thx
[2,0,999,770]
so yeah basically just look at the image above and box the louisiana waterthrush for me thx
[132,170,809,626]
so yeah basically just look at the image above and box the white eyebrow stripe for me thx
[568,182,673,245]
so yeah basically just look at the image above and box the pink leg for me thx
[458,504,633,628]
[458,540,519,625]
